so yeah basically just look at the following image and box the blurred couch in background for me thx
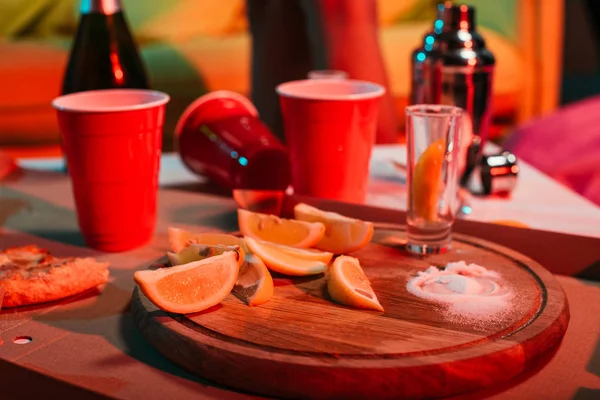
[0,0,563,155]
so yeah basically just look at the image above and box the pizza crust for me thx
[0,246,110,308]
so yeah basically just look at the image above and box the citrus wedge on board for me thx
[245,237,329,276]
[232,254,274,307]
[293,203,374,254]
[232,189,284,216]
[327,256,383,312]
[167,227,248,253]
[134,251,240,314]
[238,209,325,248]
[251,240,334,263]
[167,244,245,268]
[412,139,445,222]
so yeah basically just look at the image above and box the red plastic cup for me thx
[277,79,385,203]
[175,91,290,190]
[52,89,170,252]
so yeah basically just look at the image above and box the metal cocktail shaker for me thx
[410,3,495,186]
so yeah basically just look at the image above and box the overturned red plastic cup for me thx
[175,91,291,191]
[52,89,169,252]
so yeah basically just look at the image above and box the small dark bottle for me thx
[409,4,446,105]
[62,0,149,95]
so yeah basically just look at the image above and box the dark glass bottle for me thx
[409,4,446,105]
[62,0,149,95]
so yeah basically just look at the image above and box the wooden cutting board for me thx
[131,226,569,400]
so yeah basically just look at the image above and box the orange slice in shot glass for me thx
[412,139,446,222]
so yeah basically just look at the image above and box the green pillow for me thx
[395,0,518,43]
[0,0,169,44]
[0,0,77,38]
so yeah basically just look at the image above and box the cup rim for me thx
[276,79,385,101]
[307,69,349,80]
[405,104,463,117]
[52,89,170,113]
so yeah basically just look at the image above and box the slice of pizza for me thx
[0,245,110,308]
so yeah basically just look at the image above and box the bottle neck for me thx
[80,0,122,15]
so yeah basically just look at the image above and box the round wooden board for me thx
[131,226,570,399]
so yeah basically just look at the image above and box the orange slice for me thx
[412,139,445,222]
[167,227,248,253]
[167,244,245,268]
[245,236,329,276]
[233,254,274,306]
[237,209,325,248]
[134,251,240,314]
[253,240,334,263]
[491,220,531,228]
[233,189,284,216]
[327,256,383,312]
[294,203,374,254]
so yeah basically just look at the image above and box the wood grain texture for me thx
[131,226,569,399]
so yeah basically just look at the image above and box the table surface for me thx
[17,144,600,239]
[2,146,600,399]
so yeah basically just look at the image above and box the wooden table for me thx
[1,166,600,399]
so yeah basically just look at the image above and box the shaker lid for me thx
[440,3,476,31]
[480,151,519,195]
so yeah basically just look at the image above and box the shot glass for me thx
[405,105,463,254]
